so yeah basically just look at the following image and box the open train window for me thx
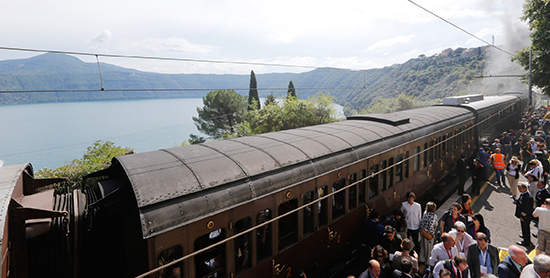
[256,209,272,262]
[234,217,251,274]
[332,179,346,219]
[414,147,420,173]
[318,186,328,227]
[359,170,366,205]
[158,245,184,278]
[369,165,379,199]
[303,191,314,236]
[194,229,225,278]
[279,199,298,250]
[349,173,358,210]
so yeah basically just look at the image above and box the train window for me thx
[318,186,328,227]
[303,191,314,236]
[349,173,358,210]
[279,199,298,250]
[395,154,403,183]
[381,160,387,192]
[422,143,428,168]
[414,147,420,173]
[158,245,184,278]
[234,218,251,273]
[332,179,346,219]
[388,158,394,188]
[404,151,410,178]
[369,164,379,199]
[359,170,367,205]
[435,137,440,159]
[256,209,272,262]
[195,229,226,278]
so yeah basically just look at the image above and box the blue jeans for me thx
[495,168,506,185]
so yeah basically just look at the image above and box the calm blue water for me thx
[1,98,344,170]
[0,98,204,170]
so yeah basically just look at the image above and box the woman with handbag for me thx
[506,156,522,199]
[417,202,438,264]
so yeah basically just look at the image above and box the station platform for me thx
[436,170,538,253]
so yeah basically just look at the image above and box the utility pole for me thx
[529,46,533,110]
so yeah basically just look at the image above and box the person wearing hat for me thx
[471,159,485,196]
[516,182,534,247]
[506,156,522,199]
[457,153,469,195]
[381,225,403,257]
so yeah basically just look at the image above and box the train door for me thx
[230,204,255,277]
[272,186,300,278]
[188,212,230,278]
[152,226,188,278]
[378,150,396,212]
[252,195,275,277]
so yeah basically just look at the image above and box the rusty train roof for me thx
[107,101,495,239]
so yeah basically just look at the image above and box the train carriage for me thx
[0,94,527,278]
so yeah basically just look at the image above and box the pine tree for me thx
[287,81,297,98]
[248,70,260,110]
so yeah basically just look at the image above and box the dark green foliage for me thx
[248,70,260,110]
[513,0,550,95]
[264,92,276,106]
[287,81,296,98]
[188,134,206,144]
[35,140,133,191]
[192,89,247,139]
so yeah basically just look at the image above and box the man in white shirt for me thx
[533,198,550,254]
[429,233,459,270]
[433,255,471,278]
[401,192,422,252]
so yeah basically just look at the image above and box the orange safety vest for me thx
[491,153,506,169]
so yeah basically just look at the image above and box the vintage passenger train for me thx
[0,93,528,278]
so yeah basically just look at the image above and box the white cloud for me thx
[92,30,112,43]
[366,36,415,52]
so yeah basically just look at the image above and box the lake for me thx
[0,98,343,170]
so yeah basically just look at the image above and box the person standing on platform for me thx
[536,181,550,208]
[533,198,550,255]
[418,202,438,264]
[457,153,469,195]
[471,159,485,196]
[516,183,535,248]
[429,233,458,271]
[536,151,550,185]
[507,156,522,200]
[450,221,474,258]
[498,245,531,278]
[358,259,381,278]
[441,203,467,234]
[401,192,422,252]
[519,254,550,278]
[514,138,524,157]
[478,148,491,181]
[503,132,514,158]
[433,255,470,278]
[466,232,499,278]
[490,148,507,186]
[522,141,533,173]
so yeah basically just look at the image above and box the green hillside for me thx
[0,48,528,114]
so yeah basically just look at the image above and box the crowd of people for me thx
[348,108,550,278]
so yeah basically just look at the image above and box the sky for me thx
[0,0,531,75]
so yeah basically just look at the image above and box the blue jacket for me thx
[497,255,531,278]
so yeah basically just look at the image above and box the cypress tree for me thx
[287,81,297,98]
[248,70,260,110]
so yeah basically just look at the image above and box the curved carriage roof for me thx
[114,102,483,238]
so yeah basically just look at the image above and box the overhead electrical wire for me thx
[407,0,516,57]
[0,87,364,94]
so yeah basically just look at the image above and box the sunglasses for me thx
[457,229,465,233]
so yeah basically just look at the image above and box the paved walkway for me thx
[436,170,538,253]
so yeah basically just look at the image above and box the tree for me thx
[193,89,247,139]
[513,0,550,95]
[188,133,206,144]
[287,81,297,98]
[264,92,276,106]
[230,92,341,137]
[35,140,133,191]
[248,70,260,110]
